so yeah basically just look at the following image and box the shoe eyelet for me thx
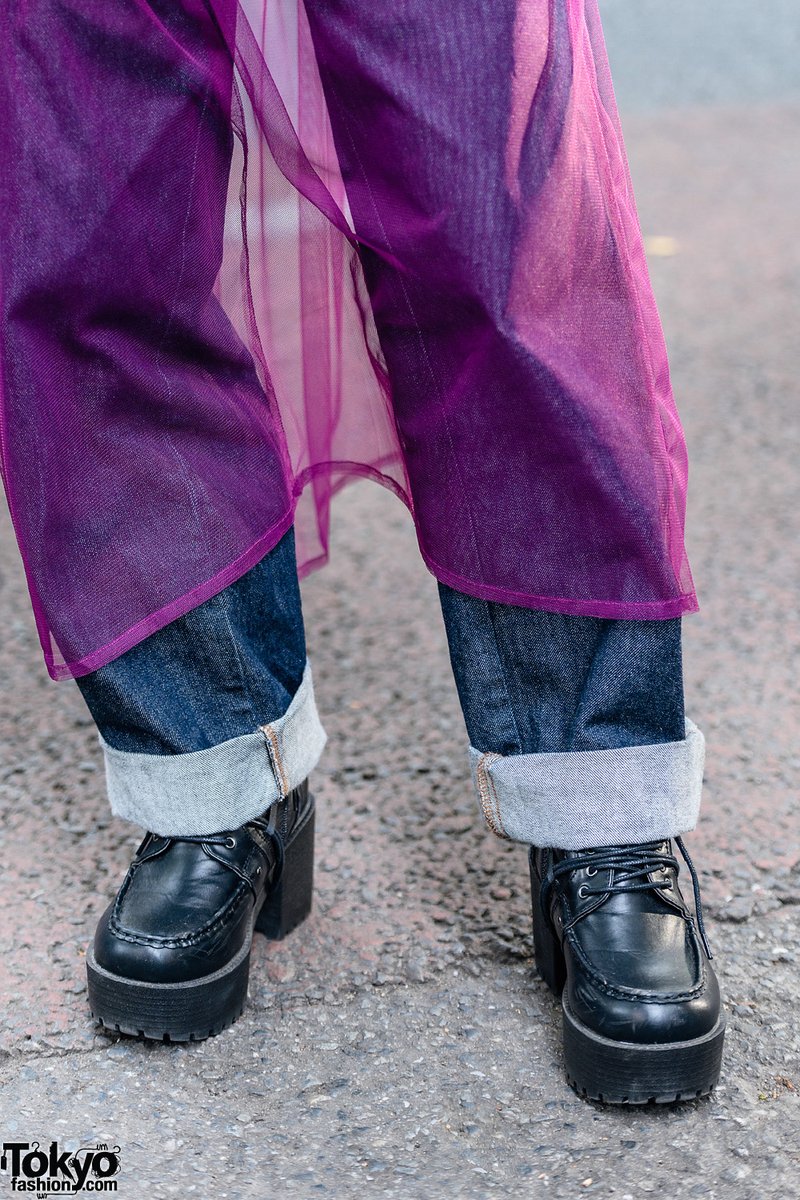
[586,866,598,877]
[226,836,237,849]
[578,885,590,899]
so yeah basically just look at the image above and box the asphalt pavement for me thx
[1,6,798,1198]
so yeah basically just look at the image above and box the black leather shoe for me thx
[530,838,726,1105]
[86,780,314,1041]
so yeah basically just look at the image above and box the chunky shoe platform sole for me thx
[562,1000,726,1105]
[86,796,315,1042]
[531,862,726,1105]
[561,1001,726,1105]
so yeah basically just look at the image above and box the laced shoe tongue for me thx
[577,839,669,857]
[567,842,677,911]
[553,838,714,960]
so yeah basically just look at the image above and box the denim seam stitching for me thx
[486,768,511,840]
[216,581,264,738]
[261,723,289,797]
[475,752,507,838]
[483,598,526,755]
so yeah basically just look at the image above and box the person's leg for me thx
[301,0,696,620]
[0,1,293,674]
[438,583,724,1104]
[437,584,699,847]
[76,528,324,837]
[80,530,326,1040]
[299,1,722,1103]
[0,4,323,1038]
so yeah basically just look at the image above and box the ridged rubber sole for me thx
[562,1000,726,1105]
[87,795,315,1042]
[530,848,726,1105]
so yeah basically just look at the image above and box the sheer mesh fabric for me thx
[0,1,697,680]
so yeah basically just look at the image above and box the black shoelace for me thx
[541,837,714,960]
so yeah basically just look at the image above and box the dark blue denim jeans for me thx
[78,527,702,847]
[78,530,307,755]
[78,527,684,755]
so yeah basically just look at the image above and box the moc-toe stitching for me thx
[563,920,707,1003]
[109,880,251,948]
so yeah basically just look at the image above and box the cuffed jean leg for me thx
[75,529,326,836]
[438,582,705,849]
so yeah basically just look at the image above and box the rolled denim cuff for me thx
[99,661,327,836]
[469,717,705,849]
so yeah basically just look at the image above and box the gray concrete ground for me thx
[1,6,799,1199]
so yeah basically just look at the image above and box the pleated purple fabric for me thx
[0,0,697,680]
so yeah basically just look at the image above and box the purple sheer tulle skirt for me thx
[0,1,697,680]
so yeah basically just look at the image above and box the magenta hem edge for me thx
[417,543,700,621]
[43,465,699,681]
[44,506,297,681]
[43,460,411,681]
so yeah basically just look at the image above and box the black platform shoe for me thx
[86,780,315,1041]
[530,838,726,1104]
